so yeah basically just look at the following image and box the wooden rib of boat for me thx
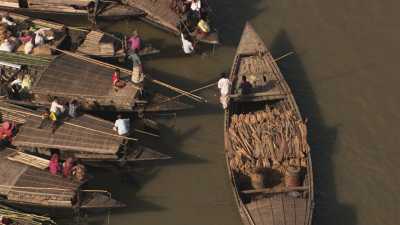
[0,147,125,210]
[0,10,160,59]
[126,0,219,44]
[0,53,192,112]
[0,101,171,162]
[224,23,314,225]
[0,0,143,19]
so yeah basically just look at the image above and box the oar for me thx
[159,82,217,104]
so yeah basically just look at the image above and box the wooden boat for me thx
[0,10,159,59]
[0,52,192,113]
[126,0,219,44]
[0,0,143,20]
[224,23,314,225]
[0,101,171,163]
[0,203,56,225]
[0,147,125,210]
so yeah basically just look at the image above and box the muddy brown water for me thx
[18,1,400,224]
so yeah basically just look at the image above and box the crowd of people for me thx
[0,13,56,54]
[48,153,86,181]
[170,0,211,54]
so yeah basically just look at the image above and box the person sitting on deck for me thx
[9,75,22,95]
[239,76,252,95]
[217,73,231,109]
[112,69,126,90]
[50,97,65,117]
[128,50,144,84]
[113,114,130,136]
[68,100,79,118]
[181,33,194,54]
[186,0,201,12]
[62,157,75,178]
[0,14,16,26]
[49,153,60,175]
[0,121,15,144]
[71,160,86,182]
[128,30,141,52]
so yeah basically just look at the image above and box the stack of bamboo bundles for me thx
[27,0,90,13]
[7,151,49,170]
[0,0,19,8]
[228,101,310,176]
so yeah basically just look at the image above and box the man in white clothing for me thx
[113,114,130,136]
[181,33,194,54]
[217,73,231,109]
[50,97,65,116]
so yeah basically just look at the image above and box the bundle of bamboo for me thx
[228,101,310,177]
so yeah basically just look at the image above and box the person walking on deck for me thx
[50,97,65,117]
[217,73,231,109]
[181,33,194,54]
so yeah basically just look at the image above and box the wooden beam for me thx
[241,186,309,195]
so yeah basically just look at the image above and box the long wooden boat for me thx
[224,23,314,225]
[0,203,56,225]
[0,101,171,163]
[0,147,125,210]
[0,10,159,59]
[0,52,191,113]
[126,0,219,44]
[0,0,143,19]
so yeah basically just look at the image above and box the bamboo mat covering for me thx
[7,151,49,170]
[13,113,123,155]
[77,31,117,56]
[32,54,138,108]
[127,0,179,32]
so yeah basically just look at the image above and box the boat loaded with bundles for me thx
[224,23,314,225]
[0,10,159,59]
[0,147,125,210]
[126,0,219,44]
[0,0,143,20]
[0,49,197,112]
[0,101,170,163]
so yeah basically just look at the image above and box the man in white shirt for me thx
[113,115,130,136]
[181,33,194,54]
[50,97,65,116]
[187,0,201,12]
[217,73,231,109]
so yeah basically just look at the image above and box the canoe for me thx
[224,23,314,225]
[126,0,219,44]
[0,52,192,113]
[0,0,143,19]
[0,10,160,59]
[0,147,125,210]
[0,101,171,163]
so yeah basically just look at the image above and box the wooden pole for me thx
[134,129,159,138]
[0,106,138,141]
[274,51,294,62]
[50,47,204,102]
[159,82,217,104]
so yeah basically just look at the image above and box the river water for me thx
[30,0,400,225]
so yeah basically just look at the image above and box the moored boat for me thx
[126,0,219,44]
[224,23,314,225]
[0,0,143,20]
[0,147,125,210]
[0,101,171,163]
[0,10,159,59]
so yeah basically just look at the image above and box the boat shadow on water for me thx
[270,30,356,225]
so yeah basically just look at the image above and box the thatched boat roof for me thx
[0,148,80,207]
[224,23,314,225]
[31,54,139,110]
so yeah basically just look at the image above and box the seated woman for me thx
[0,121,15,144]
[112,69,126,89]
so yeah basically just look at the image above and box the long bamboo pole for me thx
[50,47,204,102]
[0,106,138,141]
[159,82,217,104]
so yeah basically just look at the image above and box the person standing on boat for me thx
[113,114,130,136]
[50,97,65,117]
[239,76,252,95]
[181,33,194,54]
[128,30,141,52]
[217,73,231,109]
[128,50,144,84]
[68,100,79,118]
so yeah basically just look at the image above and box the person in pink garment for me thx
[127,30,141,52]
[49,153,60,175]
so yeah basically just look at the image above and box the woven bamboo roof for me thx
[31,54,138,108]
[13,113,123,155]
[0,148,80,200]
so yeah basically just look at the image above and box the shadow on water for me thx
[270,31,357,225]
